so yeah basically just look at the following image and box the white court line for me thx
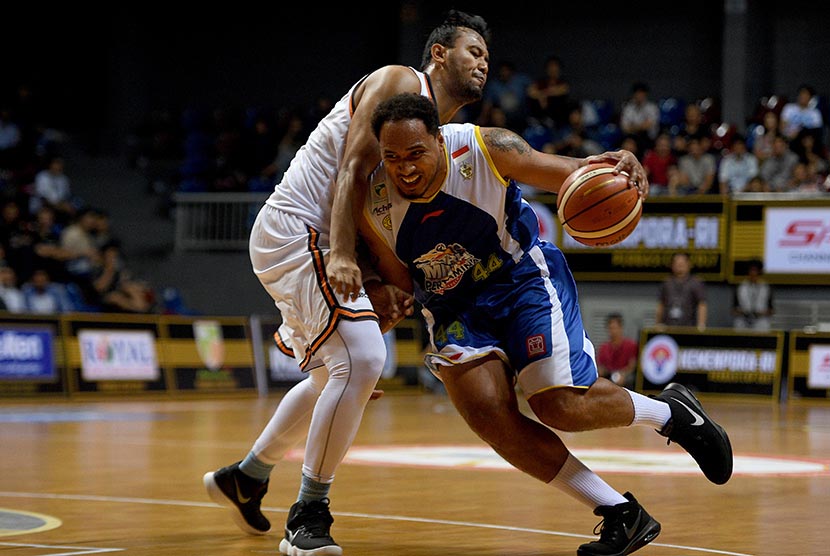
[0,541,122,555]
[0,491,754,556]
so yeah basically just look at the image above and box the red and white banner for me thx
[765,207,830,273]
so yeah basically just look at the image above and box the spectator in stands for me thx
[90,240,155,314]
[60,207,102,282]
[597,312,639,389]
[718,134,759,195]
[31,205,72,283]
[752,111,781,163]
[0,264,25,313]
[620,81,660,152]
[760,135,799,191]
[478,60,533,132]
[792,130,829,177]
[243,115,280,192]
[642,133,677,196]
[785,162,825,192]
[272,113,306,184]
[655,252,707,330]
[671,136,717,195]
[672,102,711,156]
[733,259,773,331]
[0,108,21,169]
[0,199,35,282]
[780,84,824,143]
[550,105,603,157]
[526,55,571,131]
[619,134,640,161]
[745,175,771,193]
[31,156,75,223]
[22,268,72,314]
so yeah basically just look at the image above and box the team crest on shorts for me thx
[526,334,546,357]
[414,243,479,295]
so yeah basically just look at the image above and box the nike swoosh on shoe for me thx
[674,399,705,426]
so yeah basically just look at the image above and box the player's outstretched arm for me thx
[480,127,648,198]
[328,66,423,300]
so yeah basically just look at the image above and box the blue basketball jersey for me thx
[363,123,597,388]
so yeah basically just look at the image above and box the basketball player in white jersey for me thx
[203,11,494,556]
[357,93,733,556]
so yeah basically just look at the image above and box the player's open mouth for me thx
[400,175,420,185]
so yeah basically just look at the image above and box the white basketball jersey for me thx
[265,67,433,235]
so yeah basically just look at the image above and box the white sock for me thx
[626,389,671,429]
[551,453,627,509]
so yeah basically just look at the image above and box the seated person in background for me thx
[655,252,707,329]
[744,175,771,193]
[760,135,799,191]
[22,268,72,314]
[91,240,155,313]
[670,136,716,195]
[733,259,773,331]
[0,265,25,313]
[671,102,711,157]
[597,313,639,389]
[31,156,76,224]
[642,133,677,196]
[718,134,759,195]
[751,110,780,163]
[780,84,823,143]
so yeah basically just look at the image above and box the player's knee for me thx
[529,390,584,432]
[456,398,518,442]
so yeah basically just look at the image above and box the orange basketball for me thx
[556,162,642,247]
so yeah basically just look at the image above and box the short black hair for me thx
[606,312,624,326]
[797,83,816,96]
[371,93,440,139]
[420,9,490,70]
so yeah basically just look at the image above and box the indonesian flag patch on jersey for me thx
[451,145,473,180]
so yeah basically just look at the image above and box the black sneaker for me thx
[278,498,342,556]
[203,461,271,535]
[656,382,733,485]
[577,492,661,556]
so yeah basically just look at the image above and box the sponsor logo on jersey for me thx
[383,214,392,230]
[526,334,546,357]
[373,182,388,199]
[372,202,391,216]
[414,243,479,295]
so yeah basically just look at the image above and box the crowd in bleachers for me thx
[146,58,829,200]
[0,84,185,316]
[475,59,829,196]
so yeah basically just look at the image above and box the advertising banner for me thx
[764,207,830,274]
[0,326,55,381]
[79,329,159,381]
[638,329,784,398]
[549,198,727,281]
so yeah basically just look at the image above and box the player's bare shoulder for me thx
[354,65,424,108]
[480,127,532,156]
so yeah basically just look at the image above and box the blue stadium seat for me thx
[596,123,622,150]
[659,97,686,129]
[589,99,615,126]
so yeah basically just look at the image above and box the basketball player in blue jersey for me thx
[357,93,733,556]
[203,11,494,556]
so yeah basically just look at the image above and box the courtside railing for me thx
[173,192,267,251]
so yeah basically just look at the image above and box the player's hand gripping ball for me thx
[556,162,642,247]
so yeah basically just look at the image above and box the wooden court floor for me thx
[0,390,826,556]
